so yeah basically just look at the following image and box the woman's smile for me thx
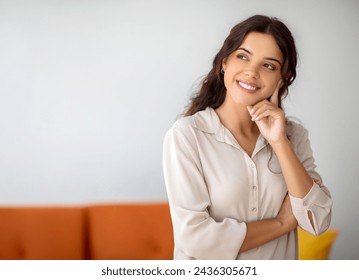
[237,80,260,93]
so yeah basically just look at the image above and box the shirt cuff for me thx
[289,181,321,211]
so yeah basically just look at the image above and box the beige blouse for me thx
[163,107,332,260]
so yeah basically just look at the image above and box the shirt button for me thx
[303,201,308,206]
[250,163,255,168]
[251,186,257,191]
[251,207,257,212]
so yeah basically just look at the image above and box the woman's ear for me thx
[222,58,227,72]
[278,79,284,88]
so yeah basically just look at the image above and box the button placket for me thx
[248,158,259,219]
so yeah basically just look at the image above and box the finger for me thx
[270,79,283,107]
[252,107,283,122]
[252,109,277,122]
[247,99,271,115]
[248,102,276,120]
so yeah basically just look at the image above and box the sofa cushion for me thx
[87,203,174,259]
[0,207,86,260]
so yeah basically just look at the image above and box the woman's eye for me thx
[264,63,275,70]
[236,54,248,60]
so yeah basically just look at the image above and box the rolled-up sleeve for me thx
[288,123,333,235]
[163,121,247,259]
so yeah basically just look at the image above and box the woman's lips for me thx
[237,81,259,93]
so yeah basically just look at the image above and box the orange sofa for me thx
[0,203,337,260]
[0,203,173,260]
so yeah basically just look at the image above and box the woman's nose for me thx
[244,63,259,79]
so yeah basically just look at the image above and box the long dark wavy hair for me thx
[184,15,297,116]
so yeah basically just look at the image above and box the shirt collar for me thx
[193,107,268,156]
[193,107,225,140]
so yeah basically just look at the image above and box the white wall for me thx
[0,0,358,259]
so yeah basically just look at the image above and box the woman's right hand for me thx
[276,194,298,232]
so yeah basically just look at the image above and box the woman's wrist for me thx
[276,215,297,233]
[269,136,291,151]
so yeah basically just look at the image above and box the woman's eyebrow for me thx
[265,57,282,66]
[238,47,253,55]
[237,47,282,65]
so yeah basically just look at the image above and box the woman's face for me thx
[222,32,283,106]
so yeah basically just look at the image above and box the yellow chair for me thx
[298,227,338,260]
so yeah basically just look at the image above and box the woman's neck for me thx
[215,98,259,138]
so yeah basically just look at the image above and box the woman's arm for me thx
[271,138,313,198]
[247,84,312,199]
[240,195,297,252]
[279,123,332,235]
[247,86,332,235]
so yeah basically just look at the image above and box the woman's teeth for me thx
[238,81,257,91]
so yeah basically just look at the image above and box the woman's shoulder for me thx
[164,111,208,150]
[169,114,196,134]
[164,114,197,145]
[168,108,214,134]
[286,119,310,143]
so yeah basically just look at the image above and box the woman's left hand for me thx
[247,80,287,146]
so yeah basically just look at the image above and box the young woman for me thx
[162,15,332,260]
